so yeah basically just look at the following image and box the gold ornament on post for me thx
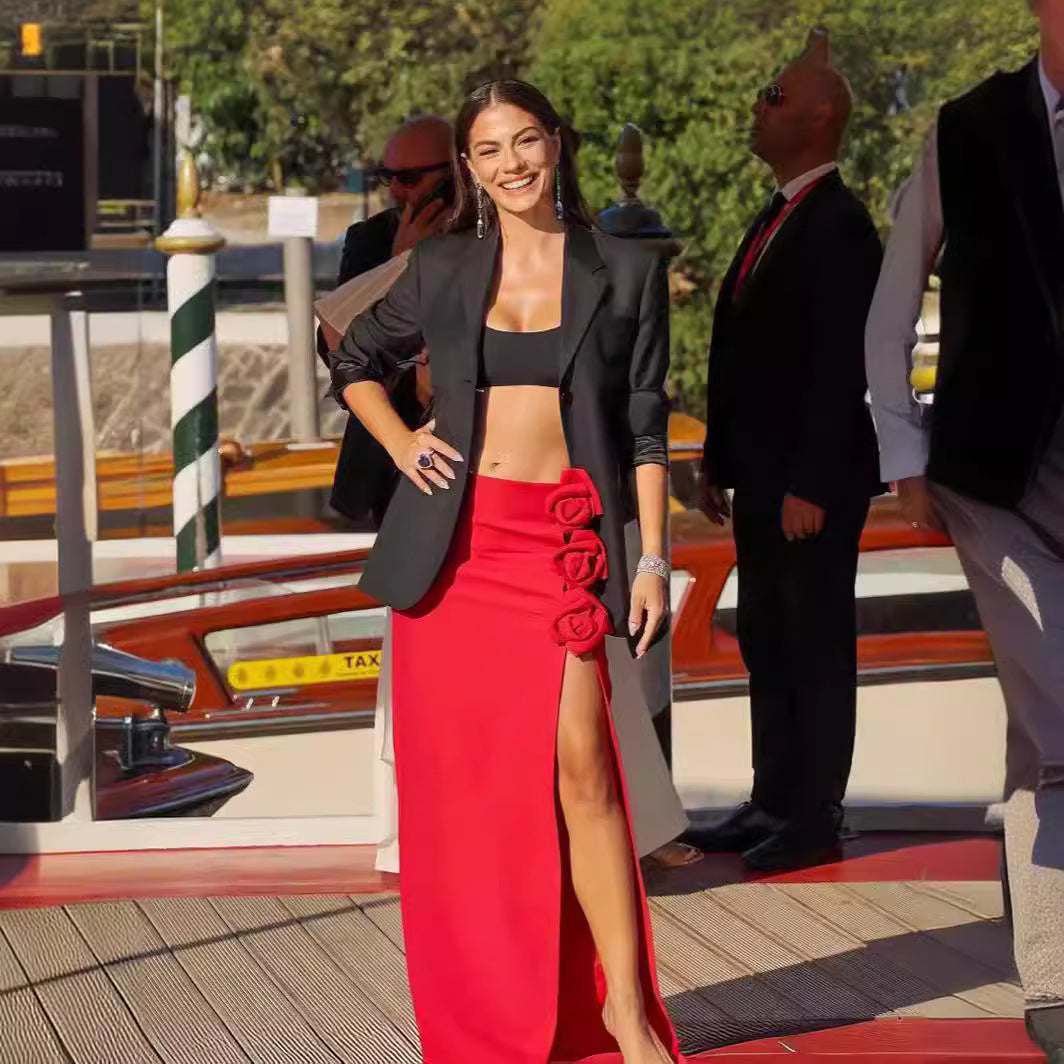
[176,150,202,219]
[615,123,645,206]
[156,149,225,255]
[597,123,681,257]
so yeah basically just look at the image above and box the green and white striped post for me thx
[155,151,226,571]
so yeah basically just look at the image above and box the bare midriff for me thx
[471,385,570,483]
[473,230,568,483]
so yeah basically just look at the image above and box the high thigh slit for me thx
[390,471,681,1063]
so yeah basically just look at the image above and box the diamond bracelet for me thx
[635,553,670,581]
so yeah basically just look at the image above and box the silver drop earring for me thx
[476,183,485,239]
[554,166,563,221]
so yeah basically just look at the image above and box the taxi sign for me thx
[227,649,381,691]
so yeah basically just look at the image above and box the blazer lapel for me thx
[732,172,839,315]
[715,200,775,325]
[452,228,500,381]
[560,226,608,384]
[993,60,1064,334]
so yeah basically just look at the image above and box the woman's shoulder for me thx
[589,227,662,274]
[413,227,480,268]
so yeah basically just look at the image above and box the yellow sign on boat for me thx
[227,649,381,691]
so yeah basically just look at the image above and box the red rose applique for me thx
[545,468,604,530]
[551,588,612,656]
[554,529,608,590]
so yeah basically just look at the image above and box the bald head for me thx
[385,115,453,161]
[785,57,853,149]
[750,28,854,181]
[380,114,454,209]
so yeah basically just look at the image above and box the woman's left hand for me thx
[628,571,668,658]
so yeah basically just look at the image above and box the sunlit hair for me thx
[449,79,594,234]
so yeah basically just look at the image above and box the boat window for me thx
[712,547,982,638]
[203,606,387,696]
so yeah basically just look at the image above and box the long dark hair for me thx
[449,80,594,235]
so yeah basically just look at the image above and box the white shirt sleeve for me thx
[864,122,945,483]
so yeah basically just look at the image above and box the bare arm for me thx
[341,379,459,495]
[634,463,668,560]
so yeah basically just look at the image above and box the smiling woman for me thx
[326,79,679,1064]
[449,81,592,240]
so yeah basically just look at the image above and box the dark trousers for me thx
[732,487,869,824]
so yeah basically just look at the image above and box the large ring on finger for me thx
[416,450,434,470]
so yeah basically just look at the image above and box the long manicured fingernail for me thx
[440,482,449,490]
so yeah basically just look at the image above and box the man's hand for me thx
[698,476,731,525]
[781,493,825,542]
[391,197,449,256]
[897,475,943,532]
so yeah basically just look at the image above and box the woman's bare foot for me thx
[603,997,672,1063]
[641,840,703,871]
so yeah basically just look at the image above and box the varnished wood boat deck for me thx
[0,859,1037,1061]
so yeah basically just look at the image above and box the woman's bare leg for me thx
[556,651,670,1063]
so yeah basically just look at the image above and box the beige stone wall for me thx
[0,343,348,460]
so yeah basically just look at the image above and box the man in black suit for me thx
[323,114,452,527]
[688,30,883,872]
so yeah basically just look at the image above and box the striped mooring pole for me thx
[155,150,226,571]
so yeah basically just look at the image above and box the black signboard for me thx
[0,97,85,252]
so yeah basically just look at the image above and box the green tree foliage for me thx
[163,0,1037,409]
[164,0,262,185]
[164,0,536,189]
[529,0,1036,412]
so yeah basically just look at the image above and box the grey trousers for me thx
[932,457,1064,1006]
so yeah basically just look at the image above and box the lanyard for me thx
[734,176,827,295]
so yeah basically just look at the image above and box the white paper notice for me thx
[267,195,319,239]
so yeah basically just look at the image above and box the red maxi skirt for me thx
[391,470,682,1064]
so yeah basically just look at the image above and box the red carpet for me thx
[693,1018,1041,1059]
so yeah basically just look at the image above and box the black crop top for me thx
[476,326,668,466]
[478,326,560,388]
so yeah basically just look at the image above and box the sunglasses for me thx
[371,161,451,188]
[758,84,786,107]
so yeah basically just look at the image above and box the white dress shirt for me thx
[864,56,1064,483]
[780,160,839,201]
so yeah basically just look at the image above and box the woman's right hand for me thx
[393,419,463,495]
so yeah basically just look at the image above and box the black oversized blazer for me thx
[326,224,671,632]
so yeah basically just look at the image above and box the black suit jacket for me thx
[326,225,671,631]
[319,207,415,526]
[702,171,884,507]
[336,208,399,285]
[929,60,1064,506]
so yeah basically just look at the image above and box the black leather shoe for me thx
[742,822,843,874]
[681,802,785,854]
[1026,1005,1064,1062]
